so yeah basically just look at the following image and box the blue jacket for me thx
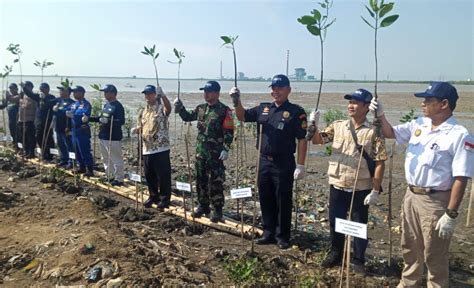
[68,99,92,130]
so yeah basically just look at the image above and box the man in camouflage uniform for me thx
[174,80,234,223]
[310,88,387,274]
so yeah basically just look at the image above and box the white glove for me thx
[229,87,240,96]
[40,92,46,99]
[81,114,89,123]
[99,117,108,124]
[52,104,59,112]
[218,150,229,161]
[364,189,380,206]
[369,98,384,117]
[435,213,457,239]
[65,110,74,118]
[131,126,140,134]
[309,110,320,128]
[156,86,165,97]
[293,164,305,180]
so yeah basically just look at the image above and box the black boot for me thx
[84,166,94,177]
[210,207,224,223]
[144,197,158,208]
[192,205,210,218]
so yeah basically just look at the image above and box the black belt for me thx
[260,154,293,161]
[408,185,449,194]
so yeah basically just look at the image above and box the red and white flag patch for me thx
[464,141,474,152]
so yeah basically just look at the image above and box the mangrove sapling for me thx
[0,66,13,141]
[90,84,103,162]
[168,48,185,143]
[7,44,24,162]
[33,60,54,82]
[297,0,335,140]
[141,45,161,104]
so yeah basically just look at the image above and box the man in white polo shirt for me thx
[371,81,474,288]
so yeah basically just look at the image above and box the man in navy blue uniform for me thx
[23,82,56,161]
[52,85,75,167]
[233,74,308,249]
[66,85,94,177]
[89,84,125,186]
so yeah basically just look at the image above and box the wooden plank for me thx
[2,146,263,238]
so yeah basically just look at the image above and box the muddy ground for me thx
[0,90,473,287]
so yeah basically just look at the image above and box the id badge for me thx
[277,122,285,130]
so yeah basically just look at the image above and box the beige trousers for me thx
[397,188,451,288]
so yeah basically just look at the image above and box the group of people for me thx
[1,75,472,287]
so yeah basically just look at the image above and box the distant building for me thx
[238,72,248,80]
[295,68,306,81]
[307,75,315,80]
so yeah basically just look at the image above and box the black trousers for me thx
[17,121,36,157]
[328,185,370,264]
[35,120,54,160]
[7,107,18,143]
[143,150,171,203]
[258,155,295,242]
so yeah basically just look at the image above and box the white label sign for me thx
[35,148,42,155]
[50,148,59,156]
[17,142,23,149]
[231,187,253,199]
[129,173,142,182]
[176,181,191,192]
[69,152,76,159]
[335,218,367,240]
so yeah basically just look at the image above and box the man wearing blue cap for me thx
[66,85,94,177]
[232,74,308,249]
[52,85,75,168]
[23,82,57,161]
[308,88,386,272]
[89,84,125,186]
[371,82,474,287]
[174,80,234,222]
[133,85,172,208]
[17,81,37,158]
[0,83,20,148]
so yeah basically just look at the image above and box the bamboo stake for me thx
[184,123,195,226]
[107,115,114,194]
[251,124,263,253]
[388,142,395,266]
[466,181,473,227]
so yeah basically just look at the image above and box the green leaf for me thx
[154,53,159,59]
[320,3,327,9]
[307,25,321,36]
[221,36,231,44]
[361,16,375,29]
[369,0,379,12]
[380,14,399,27]
[173,48,179,59]
[365,5,375,18]
[13,59,19,63]
[144,46,150,54]
[140,51,148,55]
[46,62,54,66]
[311,9,322,21]
[297,15,317,26]
[379,2,394,18]
[151,44,156,55]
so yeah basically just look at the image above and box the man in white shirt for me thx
[371,81,474,288]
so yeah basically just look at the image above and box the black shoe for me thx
[277,239,290,250]
[144,197,157,208]
[192,205,211,218]
[351,263,366,275]
[76,166,86,174]
[321,250,342,268]
[210,207,224,223]
[64,163,73,170]
[84,167,94,177]
[255,236,277,245]
[157,201,170,209]
[110,180,123,186]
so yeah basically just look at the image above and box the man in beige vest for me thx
[17,81,37,158]
[310,88,386,273]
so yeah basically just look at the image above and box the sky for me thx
[1,0,473,81]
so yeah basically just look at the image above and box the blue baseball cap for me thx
[100,84,118,94]
[141,85,156,94]
[23,81,34,88]
[414,81,458,101]
[344,88,373,103]
[199,81,221,92]
[71,85,86,93]
[8,83,18,89]
[269,74,290,88]
[40,83,50,89]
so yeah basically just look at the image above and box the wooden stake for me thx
[466,180,473,227]
[106,115,114,194]
[388,142,395,266]
[251,124,263,253]
[184,123,195,225]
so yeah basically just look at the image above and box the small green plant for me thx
[224,256,261,286]
[298,272,322,288]
[123,107,133,138]
[322,108,346,126]
[6,44,22,83]
[221,35,239,87]
[33,59,54,82]
[400,108,417,123]
[298,0,336,113]
[90,84,104,115]
[141,45,160,87]
[60,78,73,89]
[324,145,333,156]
